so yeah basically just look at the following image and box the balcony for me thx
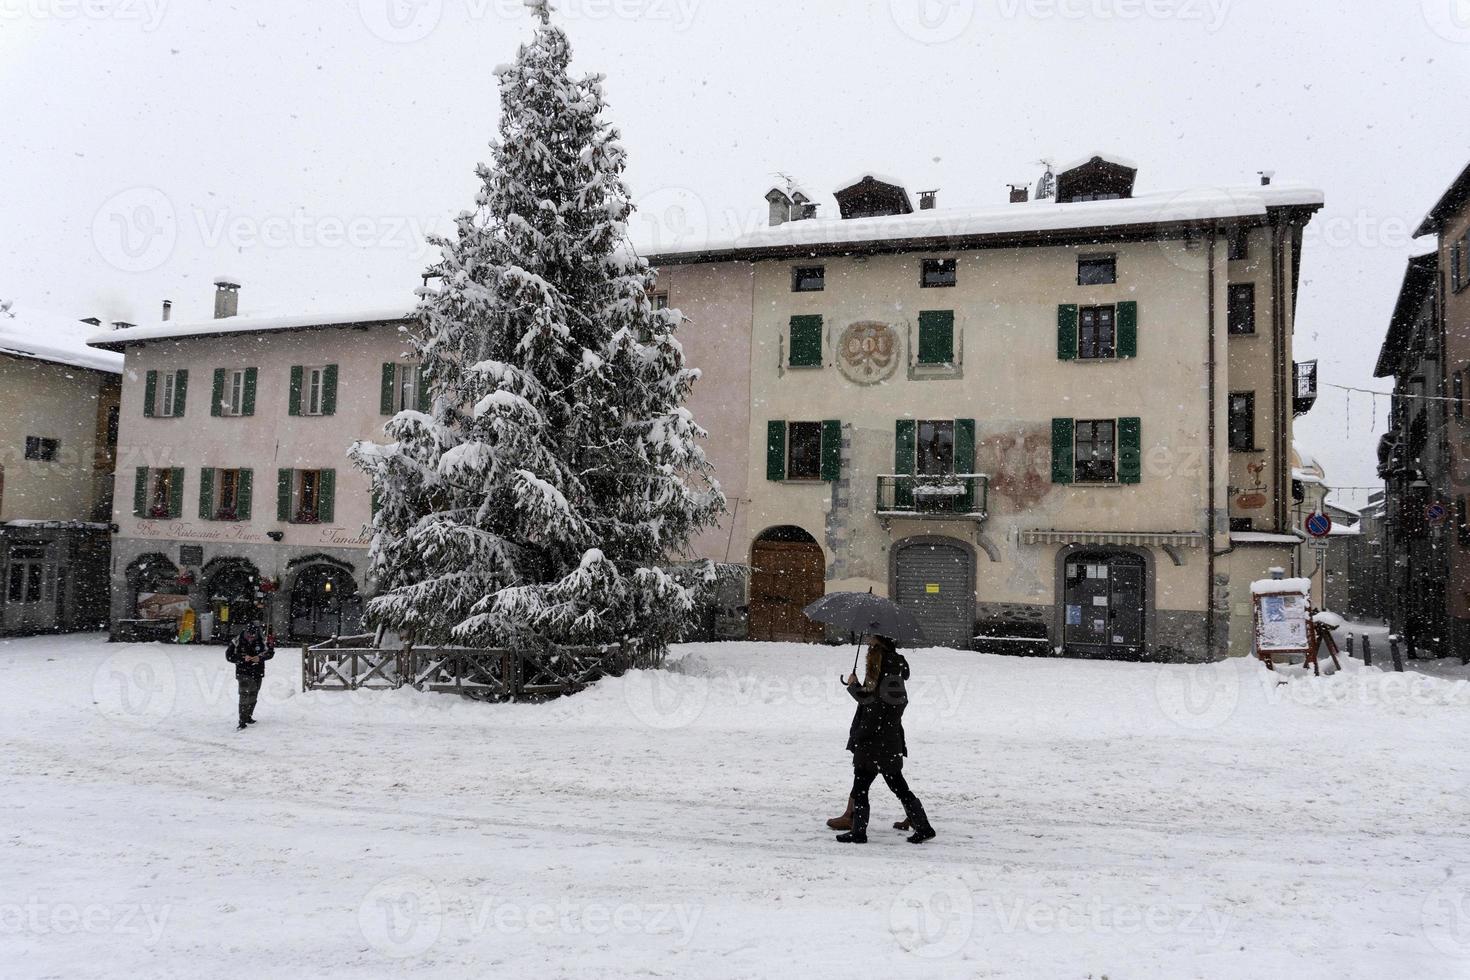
[876,474,988,522]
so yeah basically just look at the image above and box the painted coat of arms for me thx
[837,321,899,384]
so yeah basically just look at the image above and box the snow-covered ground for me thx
[4,634,1470,979]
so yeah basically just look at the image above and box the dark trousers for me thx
[238,676,261,723]
[851,758,931,837]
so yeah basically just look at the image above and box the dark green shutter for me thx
[380,363,395,414]
[199,467,214,520]
[133,467,148,515]
[1057,305,1079,361]
[242,367,258,416]
[955,418,976,511]
[211,369,225,417]
[766,421,786,481]
[277,469,293,522]
[1051,418,1075,484]
[317,469,335,524]
[917,311,955,365]
[169,467,184,518]
[416,369,430,413]
[143,371,157,417]
[1117,301,1138,359]
[1118,417,1142,484]
[789,315,823,367]
[288,366,303,416]
[173,370,187,416]
[820,420,842,482]
[237,469,253,521]
[322,364,338,416]
[895,419,916,509]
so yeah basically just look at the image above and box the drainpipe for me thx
[1205,229,1219,660]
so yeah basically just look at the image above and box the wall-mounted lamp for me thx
[266,531,284,542]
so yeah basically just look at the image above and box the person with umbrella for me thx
[805,593,937,845]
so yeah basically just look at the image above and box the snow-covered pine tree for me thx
[351,0,724,662]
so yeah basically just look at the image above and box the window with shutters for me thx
[768,420,841,482]
[916,420,955,475]
[223,369,247,416]
[152,370,186,417]
[293,470,325,523]
[920,258,957,288]
[1228,392,1257,451]
[204,468,247,522]
[786,422,824,480]
[1078,306,1116,360]
[1074,420,1116,483]
[792,266,825,292]
[1077,254,1117,286]
[788,316,823,368]
[395,365,420,412]
[1228,283,1256,335]
[305,367,327,416]
[24,437,59,461]
[148,468,176,519]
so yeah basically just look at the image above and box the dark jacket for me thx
[226,632,274,681]
[846,650,910,768]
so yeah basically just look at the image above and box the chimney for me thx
[1008,184,1029,204]
[765,188,793,228]
[1259,170,1275,186]
[162,299,173,322]
[213,279,240,319]
[790,191,819,221]
[111,320,135,331]
[918,190,938,211]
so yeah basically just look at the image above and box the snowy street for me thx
[4,635,1470,978]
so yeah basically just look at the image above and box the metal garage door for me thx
[894,540,973,648]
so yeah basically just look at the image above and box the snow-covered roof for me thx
[832,172,911,194]
[1055,152,1140,173]
[89,304,418,351]
[1292,469,1325,486]
[1231,531,1306,546]
[1251,577,1312,596]
[1292,440,1319,471]
[646,182,1324,262]
[1327,524,1360,537]
[0,307,123,374]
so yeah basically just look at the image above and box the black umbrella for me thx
[803,591,928,674]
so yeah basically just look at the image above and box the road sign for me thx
[1426,502,1449,527]
[1304,513,1332,538]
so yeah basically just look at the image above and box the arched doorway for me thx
[126,552,184,620]
[289,564,364,641]
[203,559,264,640]
[892,537,974,649]
[749,526,825,643]
[1061,551,1146,659]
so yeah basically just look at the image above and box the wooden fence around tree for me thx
[302,635,636,701]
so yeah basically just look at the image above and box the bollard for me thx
[1390,635,1405,673]
[1345,632,1355,660]
[1362,634,1372,667]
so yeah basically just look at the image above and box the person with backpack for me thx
[225,622,274,731]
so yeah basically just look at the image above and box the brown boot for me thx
[893,820,912,831]
[826,796,854,830]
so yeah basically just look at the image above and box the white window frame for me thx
[305,366,327,417]
[395,365,420,413]
[222,369,246,417]
[157,371,180,418]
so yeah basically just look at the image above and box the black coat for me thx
[845,651,910,768]
[226,632,274,681]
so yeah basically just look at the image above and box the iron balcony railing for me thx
[876,474,989,518]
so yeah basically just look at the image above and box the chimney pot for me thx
[1008,184,1030,204]
[162,299,173,322]
[918,190,939,211]
[1259,170,1275,186]
[213,279,241,319]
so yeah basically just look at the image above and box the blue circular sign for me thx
[1305,513,1332,538]
[1427,503,1449,526]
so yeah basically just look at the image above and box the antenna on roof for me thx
[1034,159,1056,201]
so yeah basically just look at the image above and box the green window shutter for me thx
[198,467,214,520]
[820,420,842,481]
[288,366,303,416]
[210,369,225,417]
[895,418,916,509]
[277,469,293,522]
[1117,301,1138,359]
[1057,305,1079,361]
[237,469,253,521]
[1118,417,1142,484]
[1051,418,1075,484]
[416,368,431,413]
[380,363,395,415]
[242,367,258,416]
[766,421,786,481]
[169,467,185,518]
[917,311,955,365]
[955,418,977,511]
[322,364,339,416]
[789,315,823,367]
[133,467,148,516]
[317,469,335,524]
[173,370,188,416]
[143,371,157,417]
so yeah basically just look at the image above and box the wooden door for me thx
[749,539,825,643]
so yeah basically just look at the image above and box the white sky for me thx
[3,0,1469,507]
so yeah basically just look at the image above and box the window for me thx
[306,367,327,416]
[916,420,956,476]
[201,467,251,522]
[225,369,246,416]
[1228,283,1256,335]
[291,364,336,417]
[921,258,957,288]
[916,310,955,366]
[149,468,176,519]
[1078,306,1116,360]
[1228,392,1257,451]
[279,468,335,524]
[786,422,824,480]
[146,369,188,417]
[24,437,59,461]
[653,292,670,310]
[792,266,825,292]
[298,470,321,522]
[6,546,46,604]
[1077,254,1117,286]
[1074,420,1116,483]
[788,315,823,367]
[1227,228,1250,261]
[381,364,424,414]
[1230,518,1254,532]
